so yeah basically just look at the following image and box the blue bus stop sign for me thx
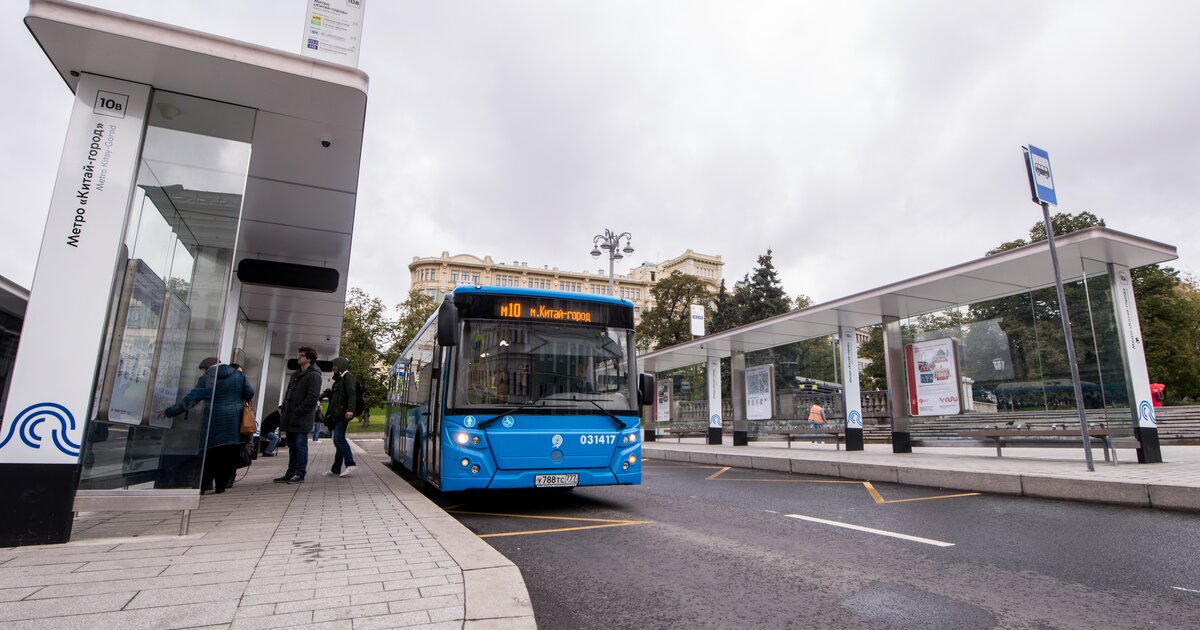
[1027,144,1057,206]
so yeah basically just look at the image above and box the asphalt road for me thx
[382,454,1200,629]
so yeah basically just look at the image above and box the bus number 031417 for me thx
[580,434,616,445]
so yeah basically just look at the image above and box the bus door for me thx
[425,346,448,486]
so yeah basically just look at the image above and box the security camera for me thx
[319,133,334,148]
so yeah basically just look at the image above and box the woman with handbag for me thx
[163,357,255,494]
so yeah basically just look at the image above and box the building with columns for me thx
[409,249,724,318]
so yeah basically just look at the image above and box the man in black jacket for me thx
[275,347,322,483]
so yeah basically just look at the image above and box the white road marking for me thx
[785,514,954,547]
[1171,586,1200,594]
[764,510,779,514]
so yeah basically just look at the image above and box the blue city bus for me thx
[384,286,653,492]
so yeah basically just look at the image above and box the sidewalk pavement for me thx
[0,439,535,629]
[644,439,1200,511]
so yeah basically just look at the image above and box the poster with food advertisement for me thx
[905,337,961,416]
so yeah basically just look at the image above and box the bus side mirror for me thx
[638,373,655,407]
[437,297,460,347]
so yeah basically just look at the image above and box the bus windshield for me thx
[452,319,635,411]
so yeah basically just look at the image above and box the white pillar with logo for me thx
[0,74,151,545]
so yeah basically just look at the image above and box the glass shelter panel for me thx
[79,91,254,490]
[897,253,1132,433]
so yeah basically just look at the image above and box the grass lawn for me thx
[344,407,386,433]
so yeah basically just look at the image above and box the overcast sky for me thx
[3,1,1198,310]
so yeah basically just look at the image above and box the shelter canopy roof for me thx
[638,227,1177,373]
[25,0,368,359]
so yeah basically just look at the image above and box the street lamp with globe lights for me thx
[590,229,634,296]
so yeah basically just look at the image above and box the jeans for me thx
[312,419,322,441]
[286,431,309,479]
[263,431,279,455]
[331,420,356,473]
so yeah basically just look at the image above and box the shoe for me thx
[286,475,305,484]
[322,471,338,477]
[339,466,356,478]
[273,474,292,483]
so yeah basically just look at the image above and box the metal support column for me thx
[731,352,748,445]
[881,315,912,453]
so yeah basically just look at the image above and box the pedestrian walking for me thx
[322,356,358,478]
[808,402,826,429]
[275,347,322,484]
[163,357,254,494]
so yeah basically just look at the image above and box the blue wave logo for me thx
[848,410,862,427]
[1138,400,1157,426]
[0,402,81,457]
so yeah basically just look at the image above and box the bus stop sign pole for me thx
[1024,145,1095,472]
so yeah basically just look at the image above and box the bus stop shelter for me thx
[0,0,367,546]
[638,227,1176,465]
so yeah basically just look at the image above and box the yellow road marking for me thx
[705,466,860,484]
[702,467,980,504]
[448,510,642,524]
[862,482,981,504]
[478,521,650,538]
[447,509,652,538]
[706,466,732,480]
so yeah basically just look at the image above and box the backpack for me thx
[353,384,366,417]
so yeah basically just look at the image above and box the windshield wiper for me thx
[579,398,628,430]
[477,401,573,429]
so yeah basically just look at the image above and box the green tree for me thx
[726,249,792,325]
[858,326,886,390]
[635,272,712,351]
[710,279,737,333]
[987,211,1106,255]
[1135,268,1200,400]
[339,288,392,410]
[386,289,438,360]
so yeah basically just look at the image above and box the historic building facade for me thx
[409,249,724,318]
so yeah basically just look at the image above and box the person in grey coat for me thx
[164,357,254,494]
[275,346,322,483]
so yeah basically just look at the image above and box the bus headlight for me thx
[455,432,469,445]
[471,436,481,446]
[460,458,470,468]
[628,454,637,466]
[623,433,638,445]
[470,464,480,475]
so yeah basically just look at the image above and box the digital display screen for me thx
[497,300,596,323]
[454,293,634,329]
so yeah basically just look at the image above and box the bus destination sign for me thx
[498,300,596,323]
